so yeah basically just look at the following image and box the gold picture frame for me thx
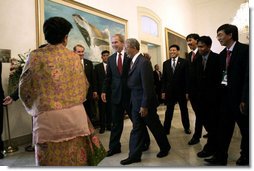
[165,28,188,59]
[36,0,128,63]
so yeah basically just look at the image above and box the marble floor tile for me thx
[0,104,247,167]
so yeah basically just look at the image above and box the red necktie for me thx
[191,51,196,62]
[226,50,231,69]
[118,53,122,74]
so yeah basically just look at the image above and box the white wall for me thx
[0,0,36,140]
[0,0,247,140]
[192,0,247,53]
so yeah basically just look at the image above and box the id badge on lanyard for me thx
[221,70,227,86]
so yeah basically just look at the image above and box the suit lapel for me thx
[100,63,106,76]
[173,58,181,73]
[166,59,173,75]
[122,53,130,74]
[228,42,239,71]
[205,51,216,71]
[111,53,119,74]
[129,55,140,75]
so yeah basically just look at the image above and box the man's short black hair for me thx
[217,24,238,41]
[186,33,200,41]
[101,50,110,55]
[198,36,212,46]
[169,44,180,51]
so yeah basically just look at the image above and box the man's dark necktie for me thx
[118,52,122,74]
[202,56,207,70]
[191,51,196,62]
[172,58,176,72]
[226,50,231,69]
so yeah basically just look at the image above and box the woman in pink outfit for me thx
[19,17,106,166]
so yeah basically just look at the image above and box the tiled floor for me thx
[0,104,246,167]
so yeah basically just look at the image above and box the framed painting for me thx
[0,49,11,63]
[36,0,127,63]
[165,28,188,59]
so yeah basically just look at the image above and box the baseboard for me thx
[3,134,32,148]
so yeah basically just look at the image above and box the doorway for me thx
[141,41,161,70]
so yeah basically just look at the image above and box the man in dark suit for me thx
[101,34,150,157]
[120,38,170,165]
[0,62,5,159]
[186,33,207,145]
[74,44,97,125]
[94,50,111,134]
[161,44,191,135]
[153,64,162,104]
[205,24,249,166]
[194,36,221,158]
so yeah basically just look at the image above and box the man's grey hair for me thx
[125,38,140,51]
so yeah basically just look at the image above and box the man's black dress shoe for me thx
[157,150,169,158]
[204,156,227,165]
[236,155,249,166]
[25,145,35,152]
[184,129,191,134]
[142,144,149,151]
[188,137,200,145]
[0,152,4,159]
[120,157,141,165]
[203,133,208,138]
[106,149,121,157]
[197,150,214,158]
[99,128,105,134]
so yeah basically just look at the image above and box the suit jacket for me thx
[161,57,189,99]
[153,70,161,92]
[186,51,200,93]
[10,87,19,101]
[128,54,158,110]
[83,58,94,100]
[196,51,221,102]
[94,62,107,95]
[0,63,4,100]
[219,42,249,111]
[102,52,131,104]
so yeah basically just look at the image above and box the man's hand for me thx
[161,93,166,100]
[3,96,14,105]
[101,93,107,103]
[186,93,189,101]
[240,102,247,115]
[93,92,98,100]
[139,107,148,117]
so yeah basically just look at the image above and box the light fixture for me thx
[231,2,249,40]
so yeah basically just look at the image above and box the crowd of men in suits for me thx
[158,24,248,166]
[0,23,248,166]
[98,23,248,166]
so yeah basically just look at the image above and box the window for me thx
[141,16,158,36]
